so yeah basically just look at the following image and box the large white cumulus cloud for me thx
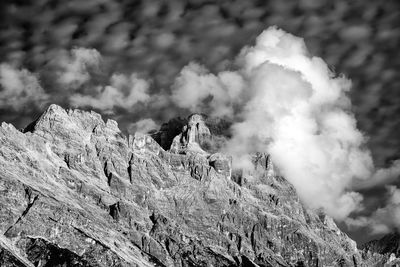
[171,26,376,220]
[231,27,374,219]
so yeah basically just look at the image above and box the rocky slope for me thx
[0,104,379,266]
[361,233,400,266]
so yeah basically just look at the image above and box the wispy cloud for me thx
[52,47,102,91]
[70,72,150,113]
[0,63,48,111]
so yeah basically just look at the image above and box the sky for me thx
[0,0,399,244]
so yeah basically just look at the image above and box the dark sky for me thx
[0,0,399,244]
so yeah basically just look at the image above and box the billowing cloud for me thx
[0,63,48,111]
[227,27,373,220]
[170,26,400,222]
[70,73,150,113]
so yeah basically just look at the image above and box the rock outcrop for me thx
[151,117,188,151]
[170,114,211,155]
[361,233,400,266]
[0,105,377,266]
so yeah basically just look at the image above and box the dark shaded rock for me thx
[18,237,92,267]
[0,244,28,267]
[151,117,187,151]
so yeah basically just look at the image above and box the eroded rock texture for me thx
[0,105,375,266]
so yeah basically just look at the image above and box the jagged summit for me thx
[151,113,231,153]
[0,105,384,266]
[170,113,211,155]
[24,104,119,136]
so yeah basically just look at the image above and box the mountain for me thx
[0,104,382,266]
[363,233,400,256]
[361,233,400,266]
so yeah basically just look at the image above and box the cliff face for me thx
[0,105,371,266]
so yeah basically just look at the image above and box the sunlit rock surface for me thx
[170,114,211,155]
[0,105,379,266]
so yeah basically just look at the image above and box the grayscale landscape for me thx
[0,1,399,266]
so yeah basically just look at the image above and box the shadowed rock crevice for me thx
[4,194,39,238]
[19,237,92,267]
[0,245,28,267]
[151,117,188,151]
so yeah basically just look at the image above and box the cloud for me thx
[47,47,101,91]
[1,0,399,177]
[170,26,400,228]
[171,26,377,220]
[127,118,158,134]
[353,160,400,190]
[346,185,400,234]
[69,73,150,113]
[229,27,375,220]
[0,0,398,242]
[171,62,244,117]
[0,63,48,111]
[0,22,397,228]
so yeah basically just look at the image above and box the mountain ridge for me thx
[0,104,392,266]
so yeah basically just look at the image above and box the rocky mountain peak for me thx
[24,104,120,140]
[170,113,211,155]
[0,105,385,266]
[150,117,187,151]
[186,113,211,144]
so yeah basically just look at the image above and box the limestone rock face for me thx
[209,153,232,178]
[0,105,376,266]
[170,114,211,155]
